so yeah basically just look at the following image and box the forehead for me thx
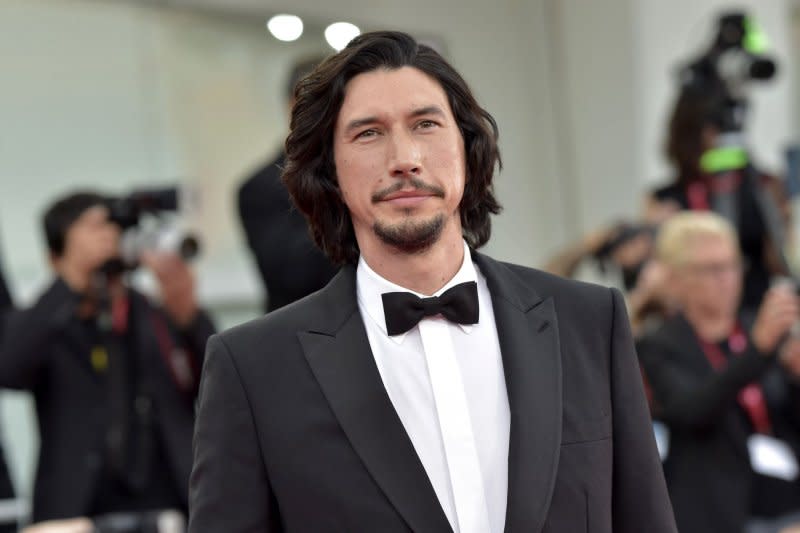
[336,66,453,126]
[685,233,738,259]
[77,204,110,222]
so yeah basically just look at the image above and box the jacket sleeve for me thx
[189,334,281,532]
[0,278,80,390]
[638,330,773,431]
[609,288,677,532]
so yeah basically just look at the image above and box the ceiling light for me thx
[325,22,361,52]
[267,14,304,42]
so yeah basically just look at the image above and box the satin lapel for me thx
[473,253,563,533]
[298,267,452,533]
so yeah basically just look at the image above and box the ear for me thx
[48,252,60,273]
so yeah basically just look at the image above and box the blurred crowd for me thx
[543,12,800,533]
[0,8,799,533]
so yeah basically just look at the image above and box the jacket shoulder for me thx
[212,286,349,365]
[498,260,615,305]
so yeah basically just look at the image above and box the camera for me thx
[103,187,200,273]
[679,12,777,136]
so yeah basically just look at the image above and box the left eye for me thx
[417,120,437,129]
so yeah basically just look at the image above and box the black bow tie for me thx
[381,281,479,336]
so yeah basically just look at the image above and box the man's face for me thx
[55,205,121,271]
[672,234,742,317]
[333,66,466,255]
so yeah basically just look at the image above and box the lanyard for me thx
[686,172,743,211]
[697,324,772,434]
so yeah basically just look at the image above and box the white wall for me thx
[543,0,640,234]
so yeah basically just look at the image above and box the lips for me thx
[381,190,434,201]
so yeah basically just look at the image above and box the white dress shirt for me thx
[356,241,510,533]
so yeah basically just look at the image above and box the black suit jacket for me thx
[0,263,16,532]
[189,252,676,532]
[0,278,215,523]
[238,153,337,312]
[638,314,800,533]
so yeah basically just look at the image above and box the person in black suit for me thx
[0,256,18,533]
[0,191,215,524]
[238,57,337,312]
[190,31,676,532]
[638,211,800,533]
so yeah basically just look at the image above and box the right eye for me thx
[355,129,379,139]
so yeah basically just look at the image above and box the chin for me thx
[373,213,446,254]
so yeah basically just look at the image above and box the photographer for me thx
[543,218,676,337]
[0,191,214,525]
[639,211,800,533]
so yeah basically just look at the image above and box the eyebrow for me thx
[342,105,446,134]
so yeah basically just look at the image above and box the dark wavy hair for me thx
[43,190,107,257]
[665,80,728,185]
[282,31,502,265]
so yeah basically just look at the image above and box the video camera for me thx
[679,12,776,138]
[103,187,200,273]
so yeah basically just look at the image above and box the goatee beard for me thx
[373,214,445,255]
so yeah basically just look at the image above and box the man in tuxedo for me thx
[189,31,676,532]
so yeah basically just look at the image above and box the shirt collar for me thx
[356,240,478,343]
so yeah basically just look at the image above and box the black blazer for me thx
[638,314,800,533]
[0,264,16,532]
[189,252,676,532]
[238,153,337,312]
[0,279,215,523]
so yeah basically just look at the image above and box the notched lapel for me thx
[298,309,452,533]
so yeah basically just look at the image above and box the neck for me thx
[359,224,465,295]
[684,306,736,342]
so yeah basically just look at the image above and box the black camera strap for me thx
[96,280,155,494]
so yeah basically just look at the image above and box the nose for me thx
[388,129,421,178]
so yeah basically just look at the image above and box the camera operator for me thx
[0,191,215,525]
[647,12,792,312]
[648,84,790,312]
[639,211,800,533]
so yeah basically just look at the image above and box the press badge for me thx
[748,434,799,481]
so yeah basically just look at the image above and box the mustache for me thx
[371,178,446,203]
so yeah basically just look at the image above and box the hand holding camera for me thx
[752,283,800,356]
[140,251,198,328]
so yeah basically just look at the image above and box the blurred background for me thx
[3,0,800,529]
